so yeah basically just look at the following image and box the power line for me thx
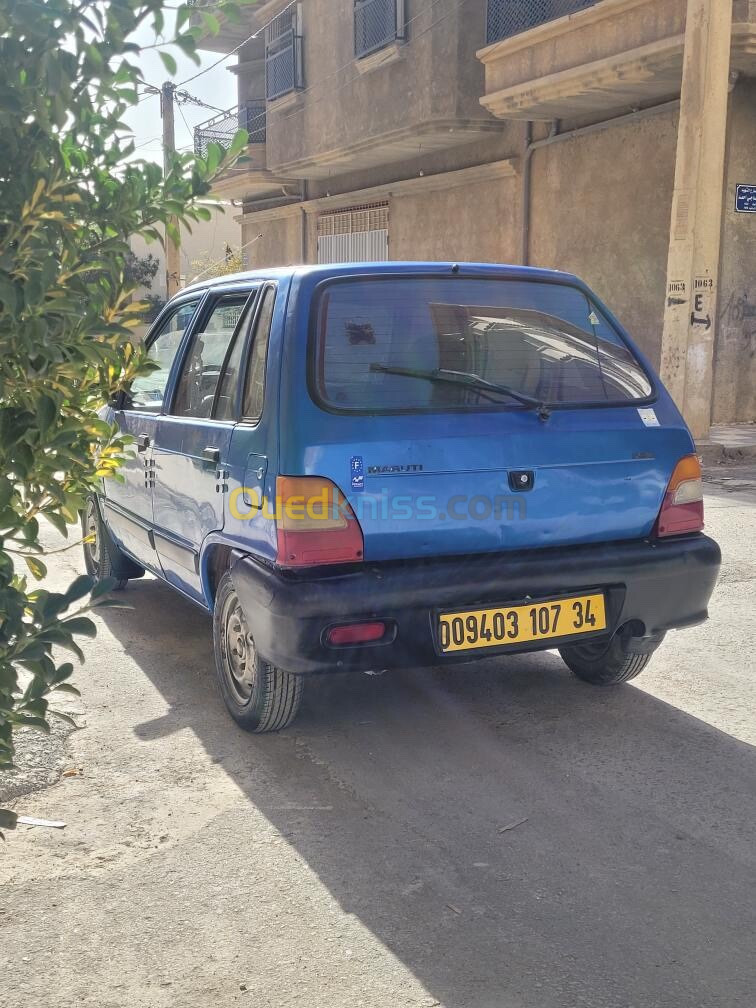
[132,134,163,151]
[176,0,296,86]
[177,100,193,147]
[137,80,225,113]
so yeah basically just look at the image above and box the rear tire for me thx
[82,495,143,588]
[213,571,303,733]
[559,630,664,686]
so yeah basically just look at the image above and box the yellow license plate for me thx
[438,592,607,654]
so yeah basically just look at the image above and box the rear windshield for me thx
[312,277,653,413]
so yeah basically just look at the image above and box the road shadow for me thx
[101,578,756,1008]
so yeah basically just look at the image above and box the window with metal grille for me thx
[486,0,600,45]
[354,0,406,59]
[317,203,389,264]
[265,4,304,101]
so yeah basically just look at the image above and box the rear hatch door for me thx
[285,270,694,562]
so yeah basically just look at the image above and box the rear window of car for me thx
[312,276,653,413]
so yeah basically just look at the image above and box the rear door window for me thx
[242,285,276,422]
[172,294,250,418]
[312,277,653,413]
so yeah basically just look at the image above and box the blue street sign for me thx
[735,184,756,212]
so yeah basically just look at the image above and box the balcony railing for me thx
[265,7,304,101]
[354,0,405,59]
[194,101,266,158]
[486,0,600,44]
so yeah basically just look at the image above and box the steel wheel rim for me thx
[221,590,256,704]
[84,500,100,567]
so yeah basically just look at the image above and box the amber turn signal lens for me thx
[656,455,704,537]
[275,475,364,568]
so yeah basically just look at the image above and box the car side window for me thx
[242,285,275,422]
[171,294,249,419]
[129,299,201,412]
[213,289,261,422]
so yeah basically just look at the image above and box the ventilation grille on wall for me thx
[318,202,389,236]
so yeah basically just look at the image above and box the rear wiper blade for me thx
[369,364,552,420]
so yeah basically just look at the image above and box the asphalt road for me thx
[1,472,755,1008]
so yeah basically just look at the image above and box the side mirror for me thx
[108,389,131,411]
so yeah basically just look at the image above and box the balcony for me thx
[265,7,304,102]
[486,0,599,45]
[479,0,756,122]
[194,101,267,157]
[479,0,687,120]
[354,0,405,59]
[193,102,298,202]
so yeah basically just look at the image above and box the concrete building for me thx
[194,0,756,435]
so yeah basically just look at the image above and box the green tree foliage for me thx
[125,252,165,322]
[124,251,161,291]
[0,0,250,819]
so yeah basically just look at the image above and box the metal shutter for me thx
[317,202,389,263]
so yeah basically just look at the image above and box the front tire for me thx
[213,571,303,733]
[82,496,143,588]
[559,629,664,686]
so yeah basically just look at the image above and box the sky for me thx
[123,13,241,160]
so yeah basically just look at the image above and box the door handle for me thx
[203,446,220,464]
[137,433,151,452]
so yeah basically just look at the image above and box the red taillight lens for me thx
[275,476,364,568]
[655,455,704,537]
[327,622,386,646]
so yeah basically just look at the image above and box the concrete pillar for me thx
[660,0,732,439]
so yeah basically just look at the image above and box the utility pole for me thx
[660,0,733,439]
[160,81,181,299]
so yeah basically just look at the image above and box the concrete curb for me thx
[696,441,756,466]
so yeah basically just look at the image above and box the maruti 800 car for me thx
[83,263,721,732]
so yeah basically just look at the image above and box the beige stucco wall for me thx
[240,165,519,269]
[528,105,679,368]
[713,77,756,424]
[266,0,497,171]
[389,174,518,263]
[242,208,304,269]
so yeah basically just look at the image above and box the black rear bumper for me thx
[231,535,721,676]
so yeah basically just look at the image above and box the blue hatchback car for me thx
[84,262,721,732]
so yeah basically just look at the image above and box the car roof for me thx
[178,261,583,297]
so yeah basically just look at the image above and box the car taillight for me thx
[655,455,704,537]
[275,475,364,568]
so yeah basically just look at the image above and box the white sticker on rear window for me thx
[638,407,660,427]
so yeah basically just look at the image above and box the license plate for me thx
[438,592,607,654]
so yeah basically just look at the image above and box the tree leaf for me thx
[63,574,96,606]
[52,683,81,696]
[0,810,18,831]
[159,51,178,77]
[61,616,97,638]
[24,556,48,580]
